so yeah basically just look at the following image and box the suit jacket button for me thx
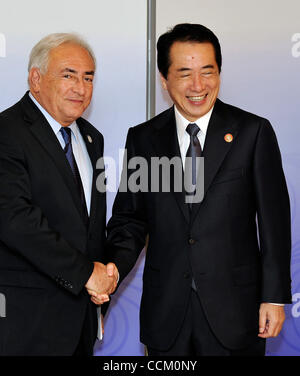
[183,272,190,279]
[188,238,195,245]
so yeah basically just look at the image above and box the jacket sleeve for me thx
[0,116,94,295]
[106,127,148,283]
[253,118,292,303]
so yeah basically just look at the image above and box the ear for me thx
[159,73,168,91]
[29,68,42,93]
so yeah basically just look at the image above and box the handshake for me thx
[85,262,119,305]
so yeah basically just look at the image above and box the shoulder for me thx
[0,98,27,145]
[0,92,44,137]
[216,99,273,137]
[77,117,104,143]
[127,107,174,137]
[216,99,268,123]
[0,99,24,124]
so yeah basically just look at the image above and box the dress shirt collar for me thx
[29,91,78,139]
[174,105,214,141]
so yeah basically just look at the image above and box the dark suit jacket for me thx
[107,99,291,351]
[0,92,106,355]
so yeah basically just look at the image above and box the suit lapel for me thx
[190,99,239,222]
[150,107,190,223]
[21,93,88,224]
[76,119,102,231]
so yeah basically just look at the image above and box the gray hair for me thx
[28,32,96,75]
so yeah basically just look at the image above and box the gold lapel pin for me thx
[224,133,233,143]
[87,135,93,143]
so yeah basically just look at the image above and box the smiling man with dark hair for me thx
[98,23,291,356]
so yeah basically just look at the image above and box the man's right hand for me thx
[85,262,118,297]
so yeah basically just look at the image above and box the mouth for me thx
[187,94,208,102]
[68,98,84,103]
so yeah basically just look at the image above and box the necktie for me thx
[185,123,202,206]
[60,127,89,226]
[185,123,202,291]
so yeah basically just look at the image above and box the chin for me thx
[189,111,206,120]
[67,111,83,121]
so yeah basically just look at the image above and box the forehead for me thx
[47,43,95,71]
[169,41,216,65]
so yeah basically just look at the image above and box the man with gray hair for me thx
[0,33,117,355]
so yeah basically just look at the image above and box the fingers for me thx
[258,303,285,338]
[107,262,119,280]
[106,262,115,277]
[258,305,268,336]
[265,320,279,338]
[91,296,108,305]
[91,294,110,305]
[106,263,118,294]
[85,262,118,298]
[87,288,98,297]
[87,289,110,305]
[109,278,118,294]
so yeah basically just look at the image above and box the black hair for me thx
[157,23,222,78]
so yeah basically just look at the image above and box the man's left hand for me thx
[258,303,285,338]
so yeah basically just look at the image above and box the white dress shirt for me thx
[174,105,213,169]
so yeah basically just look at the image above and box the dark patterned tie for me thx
[185,123,202,291]
[185,123,202,206]
[60,127,89,226]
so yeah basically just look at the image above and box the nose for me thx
[191,73,205,92]
[73,77,86,96]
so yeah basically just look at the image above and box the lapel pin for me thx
[224,133,233,143]
[87,135,93,143]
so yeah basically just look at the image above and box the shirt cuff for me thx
[267,303,284,306]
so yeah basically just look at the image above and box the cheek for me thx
[210,84,218,92]
[206,83,219,97]
[170,83,187,98]
[44,87,60,108]
[85,86,93,99]
[59,82,73,96]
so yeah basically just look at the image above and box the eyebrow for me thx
[177,68,191,72]
[63,68,95,75]
[201,64,214,70]
[177,64,215,72]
